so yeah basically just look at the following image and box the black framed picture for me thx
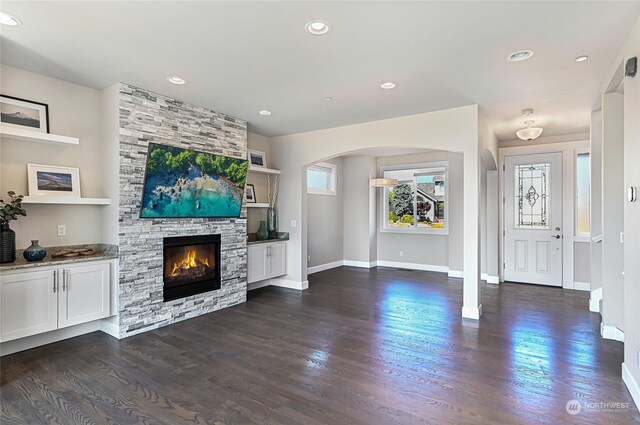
[248,149,267,168]
[0,95,50,133]
[245,184,257,203]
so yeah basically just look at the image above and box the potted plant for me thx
[0,191,27,263]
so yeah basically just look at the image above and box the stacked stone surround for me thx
[118,83,248,338]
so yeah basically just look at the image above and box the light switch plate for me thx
[290,220,297,228]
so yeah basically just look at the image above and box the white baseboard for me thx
[343,260,376,268]
[1,320,105,356]
[461,304,483,320]
[573,281,591,291]
[247,280,272,291]
[589,287,602,313]
[100,318,120,339]
[601,323,625,342]
[270,278,309,290]
[376,260,448,273]
[448,270,464,278]
[486,275,499,284]
[308,260,344,275]
[622,362,640,413]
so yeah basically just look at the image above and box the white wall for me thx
[0,65,106,248]
[101,84,120,246]
[307,157,343,268]
[601,14,640,406]
[601,92,625,331]
[342,156,377,264]
[590,110,603,295]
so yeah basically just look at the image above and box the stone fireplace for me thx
[163,234,221,302]
[117,83,248,338]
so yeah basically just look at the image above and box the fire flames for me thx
[170,249,210,277]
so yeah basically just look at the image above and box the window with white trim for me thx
[382,164,447,233]
[307,162,337,195]
[575,151,590,236]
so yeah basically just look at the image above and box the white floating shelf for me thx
[249,166,280,175]
[22,196,111,205]
[0,126,79,146]
[246,203,270,208]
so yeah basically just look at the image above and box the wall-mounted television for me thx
[140,143,248,218]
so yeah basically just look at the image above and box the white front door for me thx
[504,152,563,286]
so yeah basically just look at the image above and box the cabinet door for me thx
[268,243,286,279]
[248,245,269,283]
[0,269,58,342]
[58,262,110,329]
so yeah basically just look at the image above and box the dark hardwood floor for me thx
[2,266,638,424]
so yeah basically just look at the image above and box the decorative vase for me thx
[267,207,278,239]
[256,221,269,241]
[23,240,46,262]
[0,222,16,264]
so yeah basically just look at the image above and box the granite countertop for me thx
[0,244,118,271]
[247,232,290,245]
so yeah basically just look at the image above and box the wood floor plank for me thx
[2,266,639,424]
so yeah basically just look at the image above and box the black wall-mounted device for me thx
[625,57,637,78]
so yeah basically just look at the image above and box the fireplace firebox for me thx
[163,234,221,301]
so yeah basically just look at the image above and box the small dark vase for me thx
[23,240,46,262]
[267,207,278,239]
[0,222,16,264]
[256,221,269,241]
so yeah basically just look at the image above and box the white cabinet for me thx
[58,263,110,329]
[0,261,111,342]
[247,242,287,283]
[0,270,58,342]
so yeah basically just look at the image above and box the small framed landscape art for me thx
[245,184,257,203]
[27,164,81,197]
[0,95,50,133]
[248,149,267,169]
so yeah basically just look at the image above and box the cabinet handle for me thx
[267,245,271,257]
[62,270,66,291]
[53,270,57,293]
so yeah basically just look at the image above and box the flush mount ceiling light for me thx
[166,76,186,85]
[0,12,22,26]
[259,110,272,116]
[380,81,397,90]
[370,149,398,188]
[305,20,331,35]
[508,49,534,62]
[516,120,544,141]
[575,55,589,62]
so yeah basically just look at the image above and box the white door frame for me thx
[499,140,590,290]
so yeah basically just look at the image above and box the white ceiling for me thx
[1,1,638,140]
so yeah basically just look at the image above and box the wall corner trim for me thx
[448,270,464,278]
[601,323,625,342]
[622,363,640,413]
[308,261,345,275]
[589,287,603,313]
[269,278,309,291]
[462,304,483,320]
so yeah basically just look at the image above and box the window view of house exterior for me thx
[383,166,446,232]
[576,152,590,235]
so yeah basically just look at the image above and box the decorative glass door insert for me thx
[514,163,550,229]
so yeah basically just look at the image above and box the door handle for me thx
[550,235,561,239]
[62,270,67,291]
[53,270,57,292]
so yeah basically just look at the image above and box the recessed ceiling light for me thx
[380,81,397,90]
[507,49,534,62]
[305,20,331,35]
[575,55,589,62]
[259,110,271,116]
[0,12,22,26]
[324,97,333,102]
[166,76,186,85]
